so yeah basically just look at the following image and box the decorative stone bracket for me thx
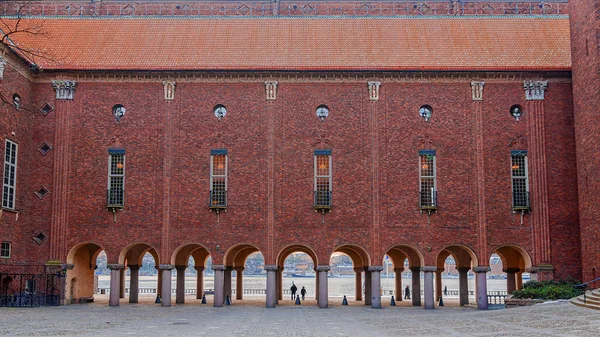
[52,80,76,100]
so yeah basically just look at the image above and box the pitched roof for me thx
[2,16,571,71]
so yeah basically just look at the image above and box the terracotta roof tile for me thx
[2,17,571,71]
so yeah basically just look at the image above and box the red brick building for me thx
[0,0,591,309]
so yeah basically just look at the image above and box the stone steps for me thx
[570,289,600,310]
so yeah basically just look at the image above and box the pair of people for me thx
[290,282,307,300]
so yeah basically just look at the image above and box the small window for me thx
[0,242,10,258]
[510,104,523,121]
[107,148,125,207]
[112,104,126,122]
[210,149,227,208]
[419,150,437,209]
[419,105,433,122]
[511,150,530,210]
[2,140,18,209]
[12,94,21,111]
[316,105,329,121]
[314,150,332,209]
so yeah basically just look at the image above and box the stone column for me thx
[277,268,283,301]
[354,268,363,301]
[119,268,126,298]
[394,268,403,301]
[505,268,519,295]
[435,268,443,300]
[474,266,490,309]
[516,269,524,290]
[194,266,204,299]
[317,265,330,308]
[410,267,421,306]
[369,266,384,309]
[128,265,140,303]
[156,266,162,297]
[175,265,186,304]
[422,266,436,309]
[364,268,372,305]
[224,266,232,303]
[315,269,319,302]
[528,267,538,282]
[235,267,244,300]
[265,265,277,308]
[107,264,124,307]
[158,264,174,307]
[457,267,470,306]
[212,265,225,307]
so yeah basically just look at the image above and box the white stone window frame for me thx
[314,152,332,207]
[107,151,125,207]
[419,151,437,208]
[511,151,529,209]
[210,151,228,207]
[2,139,18,210]
[0,241,10,258]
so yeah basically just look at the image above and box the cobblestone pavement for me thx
[1,299,600,337]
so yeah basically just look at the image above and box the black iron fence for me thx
[0,272,61,307]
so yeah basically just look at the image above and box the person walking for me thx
[300,286,307,300]
[290,282,298,300]
[404,285,411,300]
[443,286,447,296]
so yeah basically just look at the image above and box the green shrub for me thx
[512,280,584,300]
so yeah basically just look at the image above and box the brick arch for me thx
[384,244,424,269]
[332,244,371,269]
[436,244,479,269]
[171,243,211,267]
[276,244,319,267]
[119,242,160,266]
[67,242,106,266]
[66,242,107,303]
[223,243,262,267]
[493,245,532,270]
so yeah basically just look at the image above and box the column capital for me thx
[536,264,554,272]
[264,264,278,272]
[52,80,76,100]
[524,80,547,100]
[212,264,226,271]
[65,263,75,270]
[457,267,471,273]
[157,264,175,271]
[316,265,331,272]
[409,266,421,273]
[0,56,6,79]
[353,267,364,273]
[234,266,245,271]
[107,263,125,270]
[470,81,484,101]
[473,266,491,273]
[162,81,176,101]
[503,267,521,273]
[175,265,187,271]
[127,265,140,270]
[368,81,381,101]
[421,266,438,273]
[393,267,405,273]
[265,81,278,100]
[194,266,205,272]
[368,266,384,272]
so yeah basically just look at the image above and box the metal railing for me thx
[106,189,124,208]
[574,277,600,304]
[314,190,332,209]
[0,272,61,307]
[0,1,569,17]
[420,191,437,209]
[209,190,227,208]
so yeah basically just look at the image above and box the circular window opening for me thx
[112,104,126,122]
[214,104,227,121]
[316,105,329,121]
[510,104,523,121]
[419,105,432,122]
[12,94,21,111]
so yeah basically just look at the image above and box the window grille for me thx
[0,242,10,258]
[107,149,125,207]
[2,140,18,209]
[314,150,332,209]
[419,150,437,209]
[511,150,530,210]
[210,149,227,208]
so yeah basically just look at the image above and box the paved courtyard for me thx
[1,299,599,336]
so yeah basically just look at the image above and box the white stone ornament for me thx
[368,81,381,101]
[113,104,126,122]
[524,80,547,101]
[0,56,6,79]
[471,81,484,101]
[265,81,278,100]
[162,81,176,101]
[52,80,76,100]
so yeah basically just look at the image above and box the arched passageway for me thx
[66,242,106,304]
[222,244,263,307]
[275,245,318,308]
[172,244,210,306]
[436,245,477,308]
[330,245,371,307]
[385,244,424,307]
[493,245,532,295]
[118,243,159,306]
